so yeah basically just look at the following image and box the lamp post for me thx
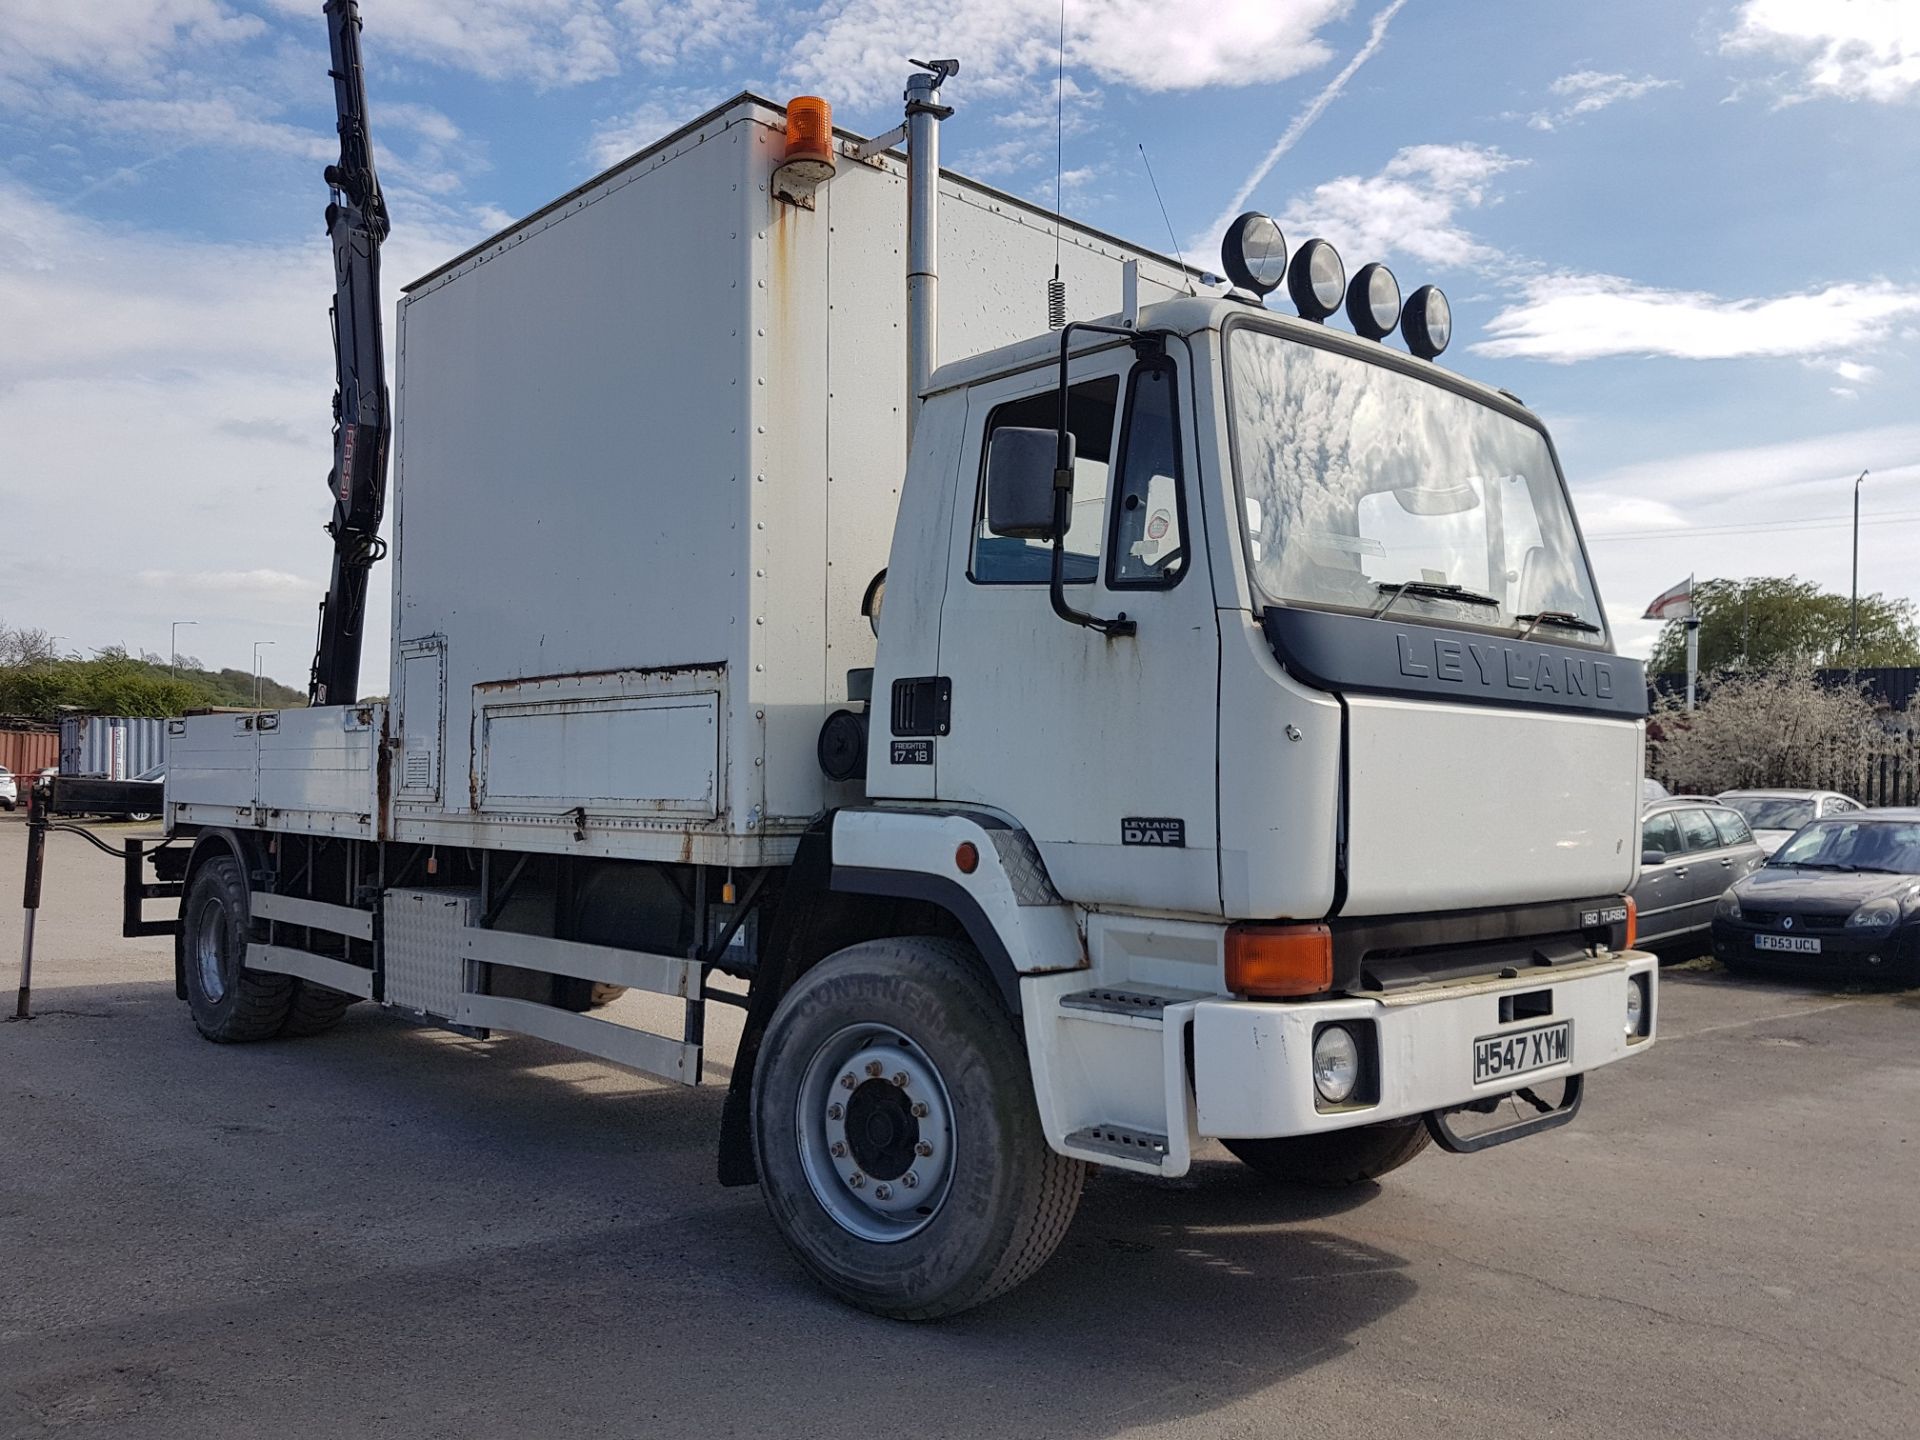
[1850,469,1868,666]
[252,640,275,709]
[170,620,198,677]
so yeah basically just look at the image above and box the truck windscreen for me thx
[1227,326,1604,645]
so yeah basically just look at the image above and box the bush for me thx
[1649,668,1896,796]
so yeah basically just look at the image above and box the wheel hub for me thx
[797,1026,955,1242]
[194,897,230,1003]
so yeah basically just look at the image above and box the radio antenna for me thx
[1048,0,1067,329]
[1137,142,1192,295]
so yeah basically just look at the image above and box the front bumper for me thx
[1192,952,1657,1138]
[1711,920,1920,982]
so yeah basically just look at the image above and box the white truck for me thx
[149,55,1656,1319]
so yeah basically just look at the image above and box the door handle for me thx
[1674,867,1688,878]
[1721,858,1734,868]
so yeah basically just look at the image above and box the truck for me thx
[144,5,1656,1319]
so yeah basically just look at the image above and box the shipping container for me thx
[60,715,169,780]
[0,728,58,779]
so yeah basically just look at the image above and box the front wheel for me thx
[751,937,1084,1320]
[180,854,294,1042]
[1223,1118,1432,1187]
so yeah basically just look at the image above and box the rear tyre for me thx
[180,854,294,1043]
[280,980,356,1037]
[751,937,1084,1320]
[1223,1118,1432,1187]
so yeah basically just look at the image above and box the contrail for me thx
[1195,0,1410,255]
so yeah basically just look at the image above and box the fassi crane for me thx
[307,0,391,706]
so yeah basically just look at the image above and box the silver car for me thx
[1632,798,1768,948]
[1717,789,1864,855]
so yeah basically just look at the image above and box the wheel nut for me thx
[849,1172,865,1188]
[891,1071,909,1088]
[827,1103,843,1120]
[910,1102,929,1118]
[914,1141,933,1157]
[866,1061,884,1078]
[841,1073,856,1090]
[901,1171,918,1189]
[874,1183,892,1200]
[830,1142,847,1158]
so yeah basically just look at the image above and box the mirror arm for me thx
[1047,321,1163,638]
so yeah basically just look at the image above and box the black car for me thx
[1711,809,1920,983]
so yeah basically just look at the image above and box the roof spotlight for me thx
[1286,239,1345,322]
[1221,212,1288,298]
[1402,285,1452,359]
[1345,262,1401,341]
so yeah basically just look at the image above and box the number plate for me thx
[1473,1020,1573,1085]
[1755,934,1821,953]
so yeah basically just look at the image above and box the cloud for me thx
[1527,70,1675,130]
[137,569,320,597]
[1724,0,1920,104]
[0,1,263,84]
[585,88,722,168]
[259,0,622,87]
[1277,143,1521,271]
[1474,274,1920,363]
[1195,0,1408,253]
[784,0,1352,114]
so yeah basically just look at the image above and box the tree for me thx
[1647,576,1920,675]
[1648,667,1897,796]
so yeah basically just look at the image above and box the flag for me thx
[1642,577,1695,621]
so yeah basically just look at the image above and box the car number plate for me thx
[1755,934,1821,953]
[1473,1020,1573,1085]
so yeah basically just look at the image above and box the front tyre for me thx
[180,854,294,1042]
[751,937,1084,1320]
[1223,1118,1431,1187]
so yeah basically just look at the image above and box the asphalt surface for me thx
[1,819,1916,1439]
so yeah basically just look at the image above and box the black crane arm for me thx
[308,0,391,706]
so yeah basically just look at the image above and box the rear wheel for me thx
[281,980,356,1037]
[180,855,294,1042]
[751,937,1084,1320]
[1223,1118,1432,1187]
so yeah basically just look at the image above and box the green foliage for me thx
[0,637,306,721]
[1647,576,1920,674]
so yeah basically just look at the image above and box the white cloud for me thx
[1474,274,1920,363]
[616,0,764,68]
[1527,70,1675,130]
[1278,143,1521,270]
[0,1,263,84]
[260,0,623,87]
[784,0,1351,113]
[1725,0,1920,103]
[585,88,722,168]
[137,569,320,596]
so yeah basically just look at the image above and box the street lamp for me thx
[252,640,276,709]
[1851,468,1869,666]
[170,620,198,676]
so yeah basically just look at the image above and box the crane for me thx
[307,0,391,706]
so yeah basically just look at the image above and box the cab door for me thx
[929,342,1221,915]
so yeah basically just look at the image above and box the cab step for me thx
[1065,1123,1171,1167]
[1058,985,1208,1026]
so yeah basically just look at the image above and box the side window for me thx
[1108,359,1186,587]
[1710,809,1753,847]
[972,375,1119,584]
[1642,812,1681,856]
[1826,797,1858,814]
[1676,807,1720,852]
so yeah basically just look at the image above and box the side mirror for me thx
[1641,849,1665,867]
[986,427,1069,541]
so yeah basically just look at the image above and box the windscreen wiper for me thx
[1515,609,1601,641]
[1372,580,1499,619]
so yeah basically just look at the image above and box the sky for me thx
[1,0,1916,688]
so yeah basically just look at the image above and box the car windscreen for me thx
[1227,325,1604,643]
[1725,796,1816,831]
[1770,820,1920,874]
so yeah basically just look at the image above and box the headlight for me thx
[1846,898,1901,930]
[1402,284,1451,358]
[1715,890,1743,921]
[1311,1024,1361,1104]
[1287,238,1345,322]
[1624,979,1645,1038]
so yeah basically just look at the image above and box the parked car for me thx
[1631,797,1768,948]
[1711,809,1920,983]
[127,762,165,824]
[1641,777,1670,804]
[1716,789,1863,855]
[0,766,15,811]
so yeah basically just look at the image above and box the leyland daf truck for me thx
[128,4,1656,1319]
